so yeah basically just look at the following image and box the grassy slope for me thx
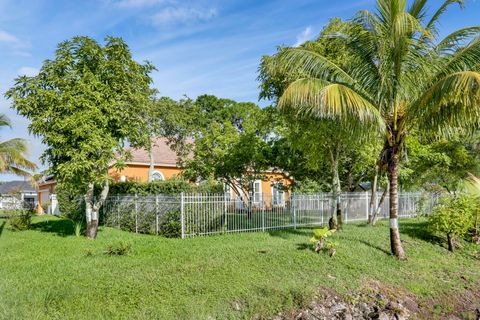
[0,216,479,319]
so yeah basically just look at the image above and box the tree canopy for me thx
[6,36,155,238]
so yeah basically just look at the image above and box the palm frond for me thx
[277,48,358,87]
[425,0,464,36]
[278,78,385,131]
[0,114,11,128]
[431,37,480,82]
[0,138,37,173]
[410,71,480,132]
[436,26,480,54]
[408,0,428,20]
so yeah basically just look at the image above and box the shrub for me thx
[105,241,132,256]
[56,182,85,222]
[158,210,181,238]
[428,195,475,251]
[108,178,223,196]
[8,210,33,231]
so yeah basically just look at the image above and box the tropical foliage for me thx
[6,36,155,239]
[0,114,36,177]
[428,195,477,251]
[261,0,480,258]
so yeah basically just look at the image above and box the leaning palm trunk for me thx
[371,187,388,226]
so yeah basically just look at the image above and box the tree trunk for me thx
[368,167,378,224]
[387,150,406,259]
[148,138,155,182]
[447,233,454,252]
[330,150,342,228]
[372,188,387,226]
[85,180,110,240]
[85,182,97,239]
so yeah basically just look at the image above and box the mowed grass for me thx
[0,216,479,319]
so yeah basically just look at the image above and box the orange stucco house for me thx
[37,137,292,214]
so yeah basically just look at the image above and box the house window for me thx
[151,171,164,181]
[272,183,284,206]
[253,180,262,204]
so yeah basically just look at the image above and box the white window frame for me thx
[151,170,165,181]
[272,183,285,206]
[253,180,262,205]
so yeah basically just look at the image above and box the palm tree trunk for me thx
[368,166,378,224]
[387,150,406,259]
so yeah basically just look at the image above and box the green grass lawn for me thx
[0,216,479,319]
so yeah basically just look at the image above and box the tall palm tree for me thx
[275,0,480,259]
[0,114,37,177]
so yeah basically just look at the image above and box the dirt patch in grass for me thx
[275,279,480,320]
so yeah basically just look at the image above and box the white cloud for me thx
[0,29,30,56]
[0,29,22,45]
[294,26,314,47]
[151,6,217,25]
[17,67,39,77]
[114,0,169,8]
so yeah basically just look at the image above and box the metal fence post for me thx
[180,192,185,239]
[293,194,297,229]
[262,195,266,232]
[117,195,120,229]
[155,194,159,235]
[135,193,138,233]
[365,191,369,222]
[224,192,228,232]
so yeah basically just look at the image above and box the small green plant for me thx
[84,248,95,257]
[428,195,475,252]
[310,227,337,256]
[73,221,84,237]
[105,241,132,256]
[8,210,33,231]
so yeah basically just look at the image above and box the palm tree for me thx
[0,114,37,177]
[275,0,480,259]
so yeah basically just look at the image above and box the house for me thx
[37,137,292,213]
[0,180,37,211]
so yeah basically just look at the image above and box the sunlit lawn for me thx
[0,215,479,319]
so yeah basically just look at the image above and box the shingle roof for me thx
[0,181,36,194]
[126,137,186,166]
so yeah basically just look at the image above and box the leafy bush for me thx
[56,182,85,222]
[8,210,33,231]
[108,178,223,196]
[158,211,181,238]
[105,241,132,256]
[428,195,475,251]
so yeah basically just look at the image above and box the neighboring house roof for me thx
[0,181,36,194]
[125,137,187,166]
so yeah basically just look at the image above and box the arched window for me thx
[151,171,164,181]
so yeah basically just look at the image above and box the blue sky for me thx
[1,0,479,181]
